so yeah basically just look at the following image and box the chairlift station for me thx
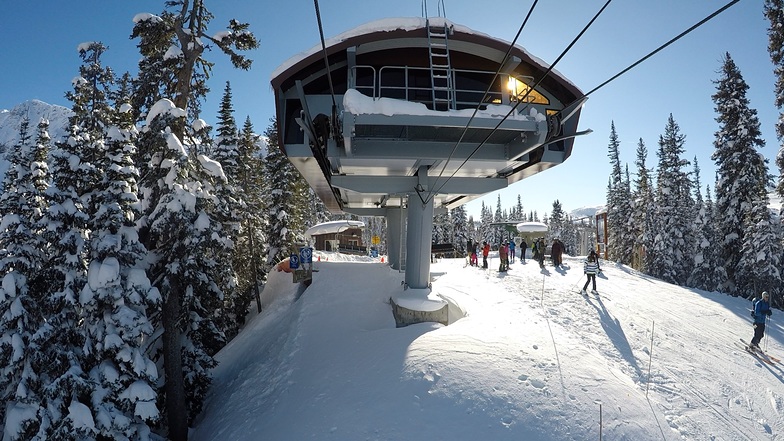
[271,16,587,325]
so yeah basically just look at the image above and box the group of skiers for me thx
[465,237,571,271]
[465,236,775,355]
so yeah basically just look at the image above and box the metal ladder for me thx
[426,19,454,111]
[423,0,453,111]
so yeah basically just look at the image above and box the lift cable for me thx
[425,0,612,204]
[424,0,540,204]
[426,0,739,205]
[313,0,339,132]
[584,0,741,97]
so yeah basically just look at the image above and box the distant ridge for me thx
[0,100,72,151]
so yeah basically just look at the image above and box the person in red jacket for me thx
[482,241,490,269]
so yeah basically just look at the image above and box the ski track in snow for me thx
[193,253,784,441]
[445,255,783,440]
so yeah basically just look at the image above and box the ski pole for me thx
[570,274,584,291]
[764,314,770,352]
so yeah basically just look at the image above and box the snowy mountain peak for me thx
[0,100,72,149]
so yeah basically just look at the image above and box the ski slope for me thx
[191,252,784,440]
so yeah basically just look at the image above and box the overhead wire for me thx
[313,0,337,116]
[424,0,540,204]
[425,0,613,204]
[584,0,741,97]
[427,0,741,204]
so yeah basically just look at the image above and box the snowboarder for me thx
[582,250,600,295]
[482,241,490,269]
[749,291,773,350]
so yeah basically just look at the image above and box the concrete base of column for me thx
[390,288,448,327]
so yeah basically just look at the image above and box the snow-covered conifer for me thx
[711,53,768,295]
[130,5,258,437]
[263,120,302,266]
[631,138,654,270]
[0,118,50,438]
[649,115,693,285]
[736,195,782,300]
[232,117,267,317]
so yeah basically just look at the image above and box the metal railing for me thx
[350,65,540,111]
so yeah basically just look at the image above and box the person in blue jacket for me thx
[750,291,773,350]
[581,250,600,294]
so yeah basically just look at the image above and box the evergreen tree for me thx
[711,53,768,295]
[764,0,784,201]
[34,52,99,439]
[514,195,524,221]
[631,138,654,272]
[0,118,49,438]
[263,119,300,267]
[479,202,493,244]
[736,195,782,300]
[450,205,469,254]
[605,121,630,262]
[233,117,267,316]
[649,115,693,285]
[130,4,258,438]
[618,165,635,265]
[213,82,240,180]
[548,200,566,240]
[81,118,161,439]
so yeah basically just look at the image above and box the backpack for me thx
[751,298,758,318]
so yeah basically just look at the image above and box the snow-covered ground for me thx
[190,251,783,440]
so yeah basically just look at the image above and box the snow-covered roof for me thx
[305,220,365,237]
[516,221,548,233]
[271,17,575,92]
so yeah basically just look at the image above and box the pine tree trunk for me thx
[163,279,188,441]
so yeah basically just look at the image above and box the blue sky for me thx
[0,0,777,220]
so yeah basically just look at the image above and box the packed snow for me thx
[190,250,784,440]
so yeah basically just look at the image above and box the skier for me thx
[482,241,490,269]
[749,291,773,350]
[582,250,600,295]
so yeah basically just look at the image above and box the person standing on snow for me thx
[499,241,509,272]
[749,291,773,350]
[551,239,562,267]
[482,241,490,269]
[582,250,600,294]
[520,239,527,263]
[536,238,546,268]
[509,241,516,264]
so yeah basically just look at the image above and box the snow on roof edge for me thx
[270,17,577,93]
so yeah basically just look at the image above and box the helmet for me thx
[762,291,770,299]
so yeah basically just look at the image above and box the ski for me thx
[736,339,776,365]
[576,290,606,300]
[738,338,780,364]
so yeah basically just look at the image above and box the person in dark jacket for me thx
[750,291,773,350]
[551,239,562,267]
[536,238,546,268]
[520,239,527,263]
